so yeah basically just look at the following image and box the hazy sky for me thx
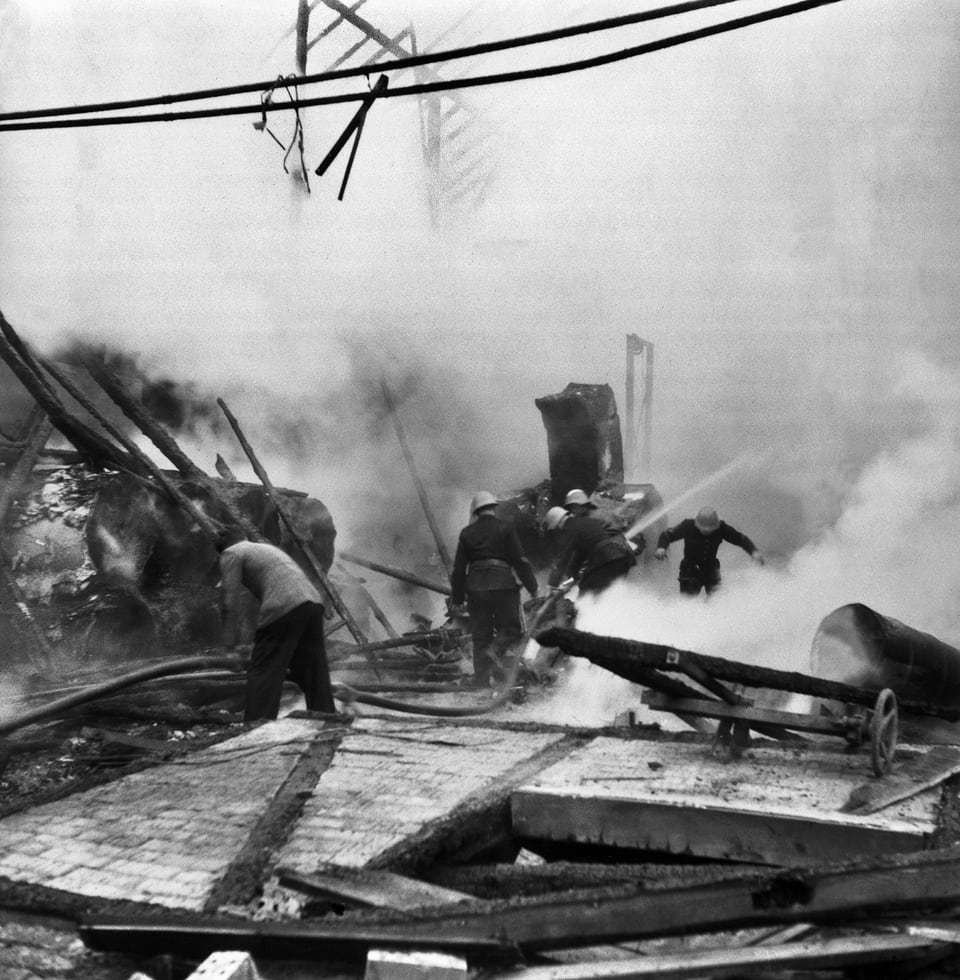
[2,0,959,673]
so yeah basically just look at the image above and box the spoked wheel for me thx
[870,688,898,776]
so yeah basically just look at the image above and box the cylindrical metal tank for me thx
[811,603,960,705]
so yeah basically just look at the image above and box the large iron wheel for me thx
[870,688,898,776]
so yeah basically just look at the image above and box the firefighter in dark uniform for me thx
[563,488,646,556]
[655,506,764,596]
[544,505,636,596]
[450,491,540,688]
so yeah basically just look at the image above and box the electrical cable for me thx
[0,1,761,123]
[0,0,846,133]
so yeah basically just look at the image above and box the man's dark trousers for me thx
[467,588,522,685]
[245,601,335,721]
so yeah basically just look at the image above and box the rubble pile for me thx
[2,325,960,980]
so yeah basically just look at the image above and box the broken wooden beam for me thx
[380,377,454,582]
[216,396,369,647]
[78,846,960,959]
[0,312,133,471]
[78,913,513,962]
[335,560,399,639]
[339,552,452,596]
[30,354,223,537]
[276,865,472,911]
[82,355,207,479]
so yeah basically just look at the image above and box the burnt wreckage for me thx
[5,319,960,979]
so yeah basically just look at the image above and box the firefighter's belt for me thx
[468,558,512,571]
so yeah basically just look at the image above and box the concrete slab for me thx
[511,738,940,866]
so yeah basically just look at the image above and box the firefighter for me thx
[655,506,764,596]
[564,488,646,556]
[544,504,636,596]
[450,491,541,688]
[216,525,336,721]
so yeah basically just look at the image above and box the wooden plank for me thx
[843,745,960,815]
[276,865,472,910]
[482,934,951,980]
[642,691,843,736]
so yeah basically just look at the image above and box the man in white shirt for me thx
[216,526,336,721]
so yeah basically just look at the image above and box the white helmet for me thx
[470,490,498,516]
[544,506,570,531]
[564,489,589,507]
[694,507,720,533]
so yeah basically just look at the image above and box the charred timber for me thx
[33,353,223,536]
[0,313,133,471]
[83,356,207,479]
[339,551,452,596]
[380,377,454,581]
[79,846,960,958]
[536,626,960,721]
[217,397,369,647]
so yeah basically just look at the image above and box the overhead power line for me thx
[0,0,749,122]
[0,0,847,133]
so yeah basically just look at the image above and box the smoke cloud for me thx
[1,2,959,661]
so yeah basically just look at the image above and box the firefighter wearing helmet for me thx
[543,496,636,597]
[450,491,541,688]
[563,488,645,552]
[655,506,764,596]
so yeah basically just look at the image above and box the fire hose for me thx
[0,583,576,734]
[332,579,577,718]
[0,655,245,737]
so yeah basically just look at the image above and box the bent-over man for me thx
[216,526,336,721]
[544,505,636,597]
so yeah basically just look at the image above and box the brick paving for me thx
[0,718,316,910]
[0,715,568,915]
[276,719,564,872]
